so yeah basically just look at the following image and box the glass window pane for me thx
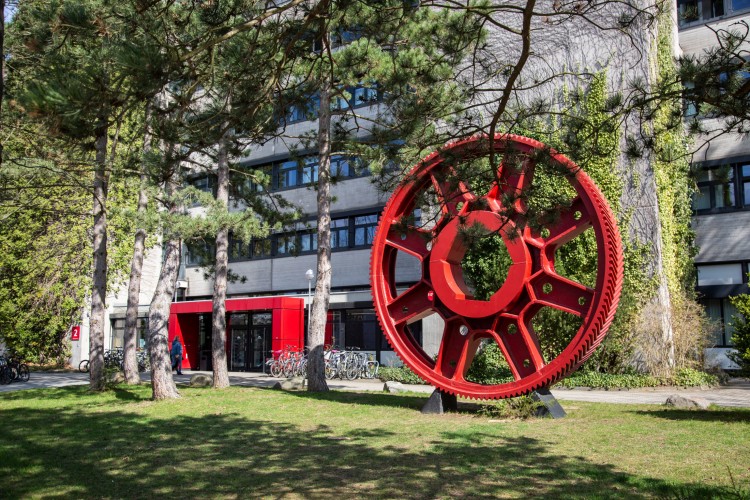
[678,0,702,25]
[710,0,725,17]
[705,299,724,345]
[714,183,735,208]
[697,263,743,286]
[302,158,318,184]
[692,186,711,210]
[252,239,271,258]
[723,299,738,346]
[743,182,750,206]
[712,165,734,183]
[741,164,750,178]
[733,0,750,10]
[277,160,298,188]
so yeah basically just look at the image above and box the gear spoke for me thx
[384,225,432,259]
[435,320,478,381]
[386,281,435,326]
[529,272,594,317]
[494,316,545,379]
[430,171,475,217]
[498,157,535,212]
[544,196,592,247]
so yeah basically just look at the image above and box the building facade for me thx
[678,0,750,368]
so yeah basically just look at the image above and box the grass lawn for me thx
[0,385,748,499]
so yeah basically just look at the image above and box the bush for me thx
[627,293,717,378]
[378,366,427,385]
[672,368,722,387]
[729,293,750,376]
[556,371,661,389]
[555,369,720,389]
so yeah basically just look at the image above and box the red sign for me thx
[71,325,81,341]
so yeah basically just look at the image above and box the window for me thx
[692,164,737,212]
[186,241,215,267]
[276,160,298,189]
[697,263,744,286]
[110,318,148,350]
[252,238,271,258]
[301,157,318,185]
[229,237,250,262]
[299,231,318,253]
[331,218,349,249]
[678,0,750,27]
[354,214,379,246]
[704,298,738,346]
[275,233,297,255]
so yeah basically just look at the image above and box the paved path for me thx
[1,371,748,408]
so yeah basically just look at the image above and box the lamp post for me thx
[305,269,314,335]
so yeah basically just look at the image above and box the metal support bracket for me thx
[421,388,458,414]
[531,387,566,419]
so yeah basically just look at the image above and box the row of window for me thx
[282,84,382,125]
[186,212,381,266]
[190,154,367,196]
[678,0,750,28]
[692,162,750,212]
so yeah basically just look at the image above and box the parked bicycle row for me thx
[265,346,379,381]
[0,355,30,385]
[78,348,150,373]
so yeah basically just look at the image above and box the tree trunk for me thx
[307,75,332,393]
[148,143,181,400]
[89,113,109,391]
[212,129,231,389]
[123,105,152,385]
[1,0,4,166]
[148,235,181,400]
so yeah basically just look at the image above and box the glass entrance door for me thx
[229,313,249,371]
[230,329,248,371]
[249,326,269,371]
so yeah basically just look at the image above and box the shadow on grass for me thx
[269,387,429,410]
[0,386,733,498]
[632,407,750,423]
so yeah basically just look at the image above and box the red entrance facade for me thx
[168,297,305,371]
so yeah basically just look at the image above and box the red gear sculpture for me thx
[370,134,623,399]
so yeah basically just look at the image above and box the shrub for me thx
[627,293,716,378]
[378,366,427,385]
[555,369,719,389]
[729,293,750,376]
[672,368,722,387]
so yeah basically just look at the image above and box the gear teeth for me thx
[370,134,623,401]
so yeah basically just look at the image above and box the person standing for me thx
[170,337,183,375]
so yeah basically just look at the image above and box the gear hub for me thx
[370,134,623,399]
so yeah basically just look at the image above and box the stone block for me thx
[665,394,711,409]
[383,381,407,393]
[275,377,306,390]
[189,374,213,387]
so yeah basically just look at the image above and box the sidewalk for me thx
[220,371,750,408]
[1,370,748,408]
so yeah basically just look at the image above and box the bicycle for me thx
[79,359,90,372]
[0,356,11,385]
[1,356,30,383]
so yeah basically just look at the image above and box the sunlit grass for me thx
[0,384,748,498]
